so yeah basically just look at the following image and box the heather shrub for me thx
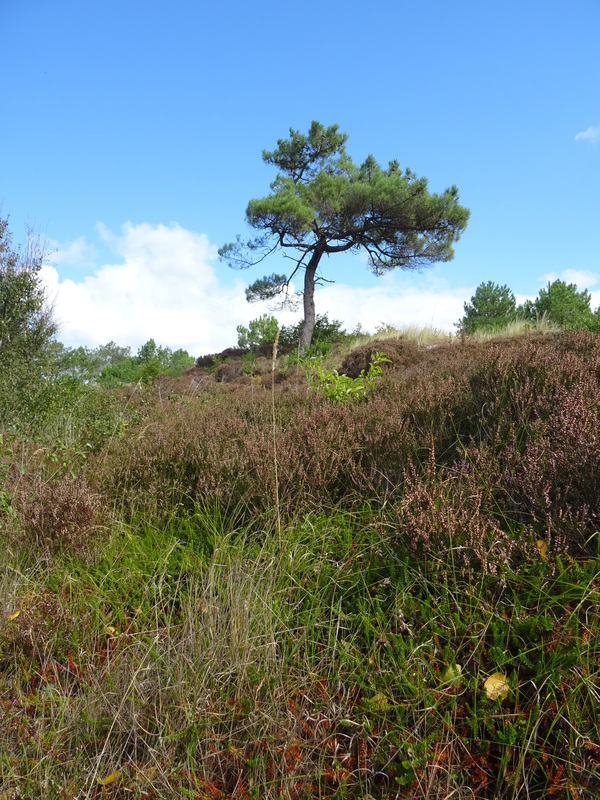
[10,472,104,557]
[213,360,243,382]
[91,355,471,527]
[91,392,268,520]
[195,347,248,369]
[91,331,600,562]
[389,454,518,575]
[518,383,600,547]
[453,331,600,554]
[1,432,106,559]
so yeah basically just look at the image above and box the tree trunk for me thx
[298,248,322,355]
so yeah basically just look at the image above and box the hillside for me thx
[1,330,599,799]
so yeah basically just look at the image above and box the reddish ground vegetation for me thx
[91,331,600,566]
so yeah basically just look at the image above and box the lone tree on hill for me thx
[219,121,470,353]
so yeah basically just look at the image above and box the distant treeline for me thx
[457,279,600,334]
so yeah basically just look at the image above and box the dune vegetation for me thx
[2,321,600,800]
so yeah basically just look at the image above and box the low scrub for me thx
[92,331,600,562]
[2,330,600,798]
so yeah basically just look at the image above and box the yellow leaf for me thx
[483,672,509,700]
[441,664,462,684]
[7,610,20,621]
[536,540,549,564]
[97,770,121,786]
[104,626,116,635]
[364,692,390,711]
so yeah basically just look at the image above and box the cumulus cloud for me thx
[42,221,254,356]
[41,221,473,356]
[575,125,600,144]
[539,269,599,289]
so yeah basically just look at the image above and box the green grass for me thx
[1,507,599,799]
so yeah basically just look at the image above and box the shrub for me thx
[457,281,517,334]
[236,314,279,351]
[306,352,390,403]
[0,216,58,430]
[91,331,600,562]
[340,336,422,378]
[214,361,243,382]
[11,473,103,557]
[280,313,348,349]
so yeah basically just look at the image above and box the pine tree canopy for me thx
[220,121,470,352]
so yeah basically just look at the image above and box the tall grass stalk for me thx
[271,329,281,541]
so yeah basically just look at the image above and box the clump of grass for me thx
[468,316,561,342]
[373,324,453,347]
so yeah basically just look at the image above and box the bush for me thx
[457,281,517,334]
[340,336,421,378]
[307,352,390,403]
[279,313,347,349]
[519,279,597,330]
[11,473,104,557]
[214,361,243,382]
[0,216,58,429]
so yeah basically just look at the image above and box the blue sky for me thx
[1,0,599,355]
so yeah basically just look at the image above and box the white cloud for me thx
[42,221,255,356]
[315,275,469,334]
[40,221,474,356]
[48,236,98,269]
[514,293,535,308]
[539,269,599,289]
[575,125,600,144]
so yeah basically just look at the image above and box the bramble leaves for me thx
[307,351,391,403]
